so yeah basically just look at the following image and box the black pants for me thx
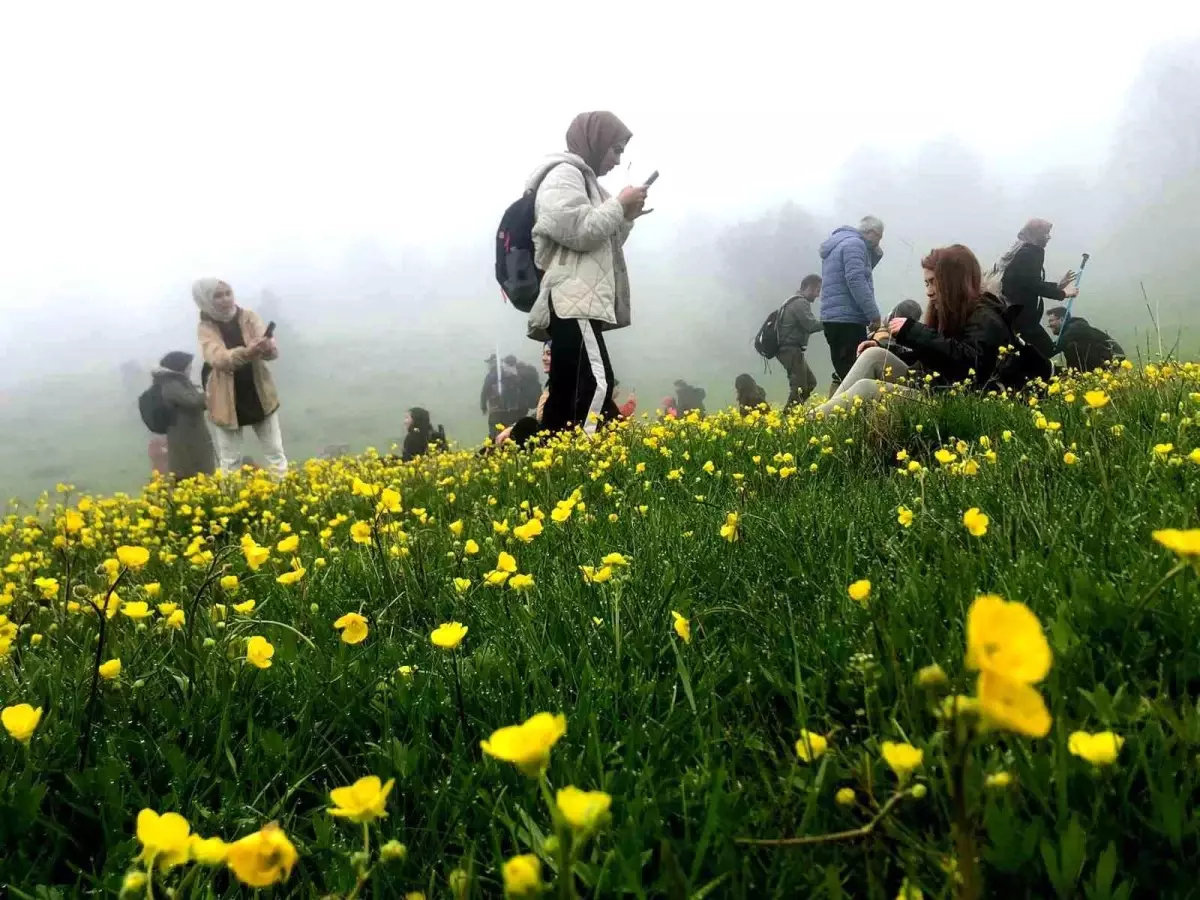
[824,322,867,386]
[543,304,618,434]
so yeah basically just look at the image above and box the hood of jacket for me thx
[819,227,864,260]
[152,368,191,383]
[525,153,590,193]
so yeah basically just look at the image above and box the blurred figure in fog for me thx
[195,278,288,478]
[152,351,215,480]
[1046,306,1124,371]
[774,274,823,409]
[673,379,706,415]
[402,407,447,461]
[614,379,637,418]
[734,373,768,414]
[987,218,1077,359]
[148,436,169,477]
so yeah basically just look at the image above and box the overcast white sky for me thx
[1,1,1197,317]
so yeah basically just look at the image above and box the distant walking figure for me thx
[988,218,1077,360]
[152,351,215,480]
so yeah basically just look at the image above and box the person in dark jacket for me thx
[673,380,706,415]
[819,216,885,387]
[812,245,1018,416]
[402,407,446,461]
[989,218,1078,359]
[734,373,768,414]
[153,351,215,479]
[774,274,824,409]
[1046,307,1124,370]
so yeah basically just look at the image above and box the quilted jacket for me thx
[526,153,634,339]
[818,227,882,326]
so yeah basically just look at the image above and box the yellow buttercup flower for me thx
[481,712,567,776]
[190,835,229,865]
[99,658,122,680]
[581,565,613,584]
[233,599,256,615]
[453,577,472,594]
[121,601,152,620]
[835,787,857,806]
[512,518,543,543]
[329,775,395,822]
[965,594,1051,684]
[601,551,629,567]
[2,703,43,743]
[1083,390,1109,409]
[556,786,612,831]
[220,575,240,592]
[166,609,186,630]
[484,570,510,587]
[136,809,192,869]
[719,511,740,542]
[116,546,151,569]
[794,729,828,762]
[464,539,480,556]
[334,612,369,645]
[847,579,871,605]
[1068,730,1124,767]
[897,506,914,527]
[276,535,299,553]
[246,636,275,669]
[431,621,468,650]
[225,822,297,888]
[1152,528,1200,557]
[976,670,1052,737]
[448,519,464,537]
[881,741,923,782]
[502,853,542,897]
[276,561,306,585]
[962,507,989,537]
[1063,451,1078,465]
[350,521,373,545]
[497,551,518,573]
[671,610,691,643]
[143,582,161,598]
[243,543,270,571]
[509,572,535,592]
[935,448,956,465]
[985,771,1013,789]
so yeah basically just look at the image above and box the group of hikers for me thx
[139,109,1125,481]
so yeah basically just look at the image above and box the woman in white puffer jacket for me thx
[526,111,649,435]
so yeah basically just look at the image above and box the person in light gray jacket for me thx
[775,274,824,409]
[526,111,651,436]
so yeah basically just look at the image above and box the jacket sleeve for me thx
[796,301,823,335]
[897,311,1007,382]
[841,240,882,325]
[242,310,278,361]
[1006,245,1065,303]
[534,164,626,253]
[160,379,207,411]
[198,321,252,372]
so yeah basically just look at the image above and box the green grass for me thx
[2,363,1200,898]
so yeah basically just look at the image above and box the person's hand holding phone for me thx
[618,185,648,220]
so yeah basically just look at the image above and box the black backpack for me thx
[138,383,173,434]
[495,164,576,313]
[753,298,793,360]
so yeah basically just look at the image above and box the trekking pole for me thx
[1055,252,1089,352]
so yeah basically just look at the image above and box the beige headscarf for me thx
[192,277,236,323]
[565,111,632,173]
[996,218,1053,271]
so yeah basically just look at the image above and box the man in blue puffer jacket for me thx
[819,216,885,387]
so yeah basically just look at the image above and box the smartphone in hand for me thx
[264,321,276,339]
[644,170,659,187]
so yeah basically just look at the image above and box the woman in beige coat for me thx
[194,278,288,478]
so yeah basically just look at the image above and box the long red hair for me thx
[920,244,982,336]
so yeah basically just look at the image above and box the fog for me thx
[1,4,1198,499]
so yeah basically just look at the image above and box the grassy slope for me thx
[2,363,1199,897]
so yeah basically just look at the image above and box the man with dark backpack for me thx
[1046,306,1124,371]
[755,274,823,409]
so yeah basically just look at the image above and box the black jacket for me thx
[1001,243,1063,358]
[1058,317,1124,371]
[674,383,706,414]
[895,294,1014,389]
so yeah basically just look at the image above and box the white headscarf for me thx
[192,277,236,322]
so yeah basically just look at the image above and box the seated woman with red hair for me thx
[811,244,1028,416]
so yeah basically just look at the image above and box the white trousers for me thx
[213,411,288,478]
